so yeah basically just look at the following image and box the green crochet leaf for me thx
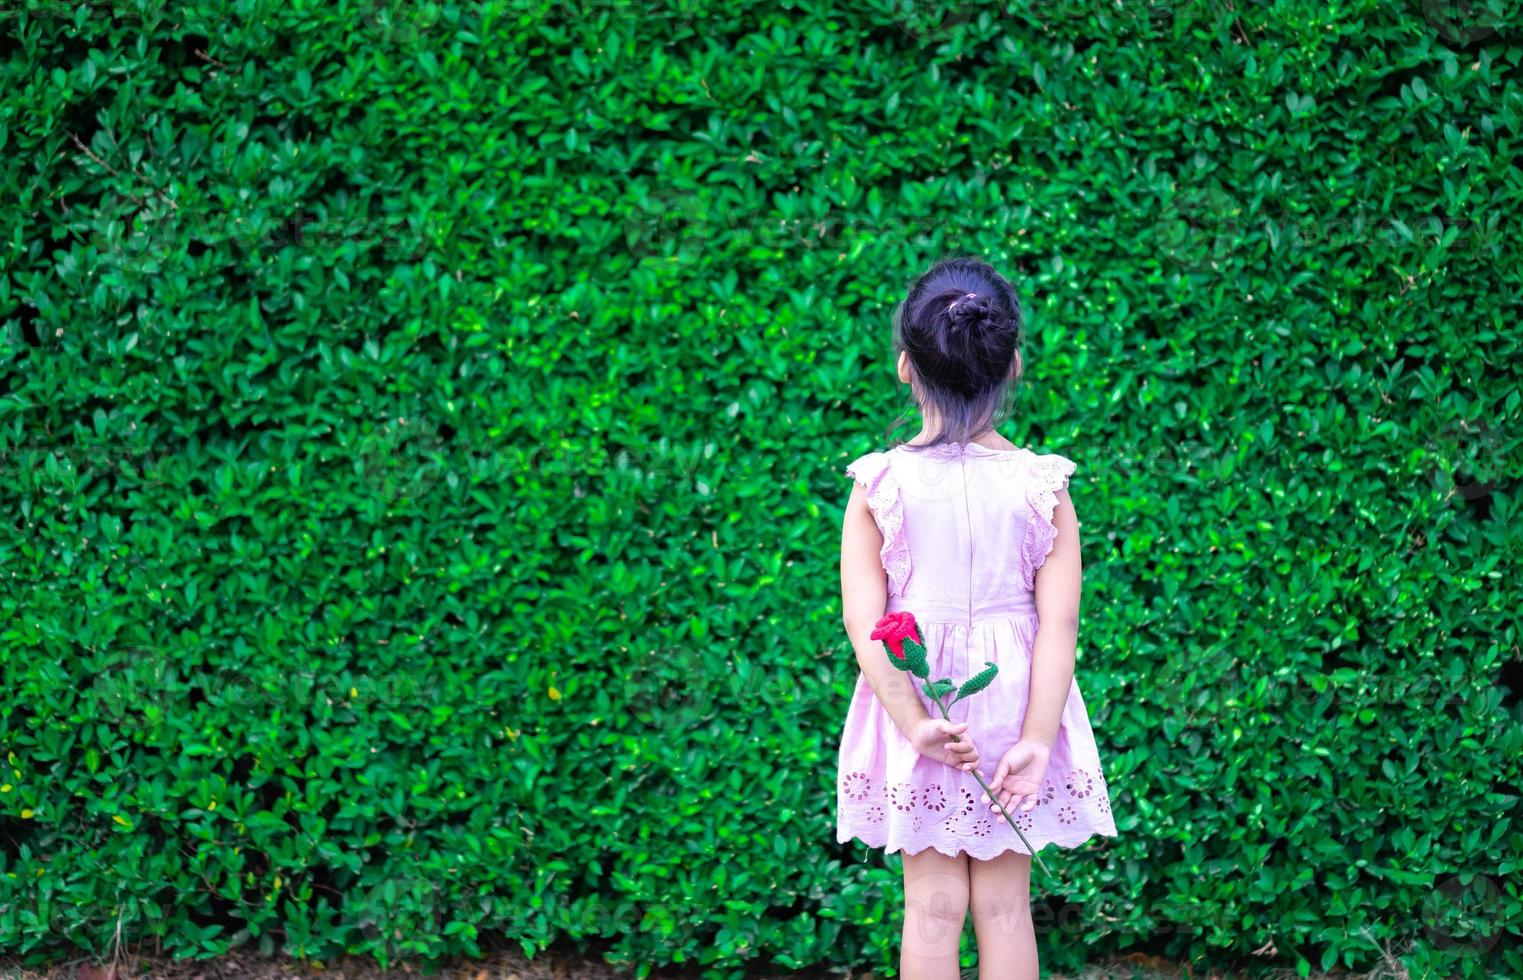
[913,682,950,704]
[922,679,956,702]
[905,640,929,679]
[892,636,928,678]
[954,661,999,701]
[882,641,913,671]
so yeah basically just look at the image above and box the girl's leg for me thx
[900,845,970,980]
[968,850,1036,980]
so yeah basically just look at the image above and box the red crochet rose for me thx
[870,611,921,661]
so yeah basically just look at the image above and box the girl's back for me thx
[847,441,1077,623]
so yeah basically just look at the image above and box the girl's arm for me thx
[1020,488,1082,747]
[841,481,930,740]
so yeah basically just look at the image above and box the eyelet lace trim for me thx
[1022,452,1076,592]
[839,767,1114,855]
[845,452,911,596]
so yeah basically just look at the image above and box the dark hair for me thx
[887,256,1025,448]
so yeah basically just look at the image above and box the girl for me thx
[837,256,1118,980]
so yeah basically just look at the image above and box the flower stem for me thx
[938,697,1053,877]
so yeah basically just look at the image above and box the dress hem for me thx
[837,827,1119,861]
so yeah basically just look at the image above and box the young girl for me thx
[837,256,1118,980]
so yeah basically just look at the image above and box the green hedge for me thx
[2,1,1521,977]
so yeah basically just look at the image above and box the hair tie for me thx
[947,291,978,313]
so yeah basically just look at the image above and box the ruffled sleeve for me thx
[844,451,911,596]
[1021,451,1076,591]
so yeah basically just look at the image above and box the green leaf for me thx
[901,636,930,678]
[955,662,999,701]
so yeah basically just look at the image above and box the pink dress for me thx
[836,441,1118,860]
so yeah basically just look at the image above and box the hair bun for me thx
[946,292,999,336]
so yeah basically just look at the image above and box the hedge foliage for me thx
[2,0,1521,977]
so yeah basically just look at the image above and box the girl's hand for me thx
[909,718,980,771]
[981,737,1053,815]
